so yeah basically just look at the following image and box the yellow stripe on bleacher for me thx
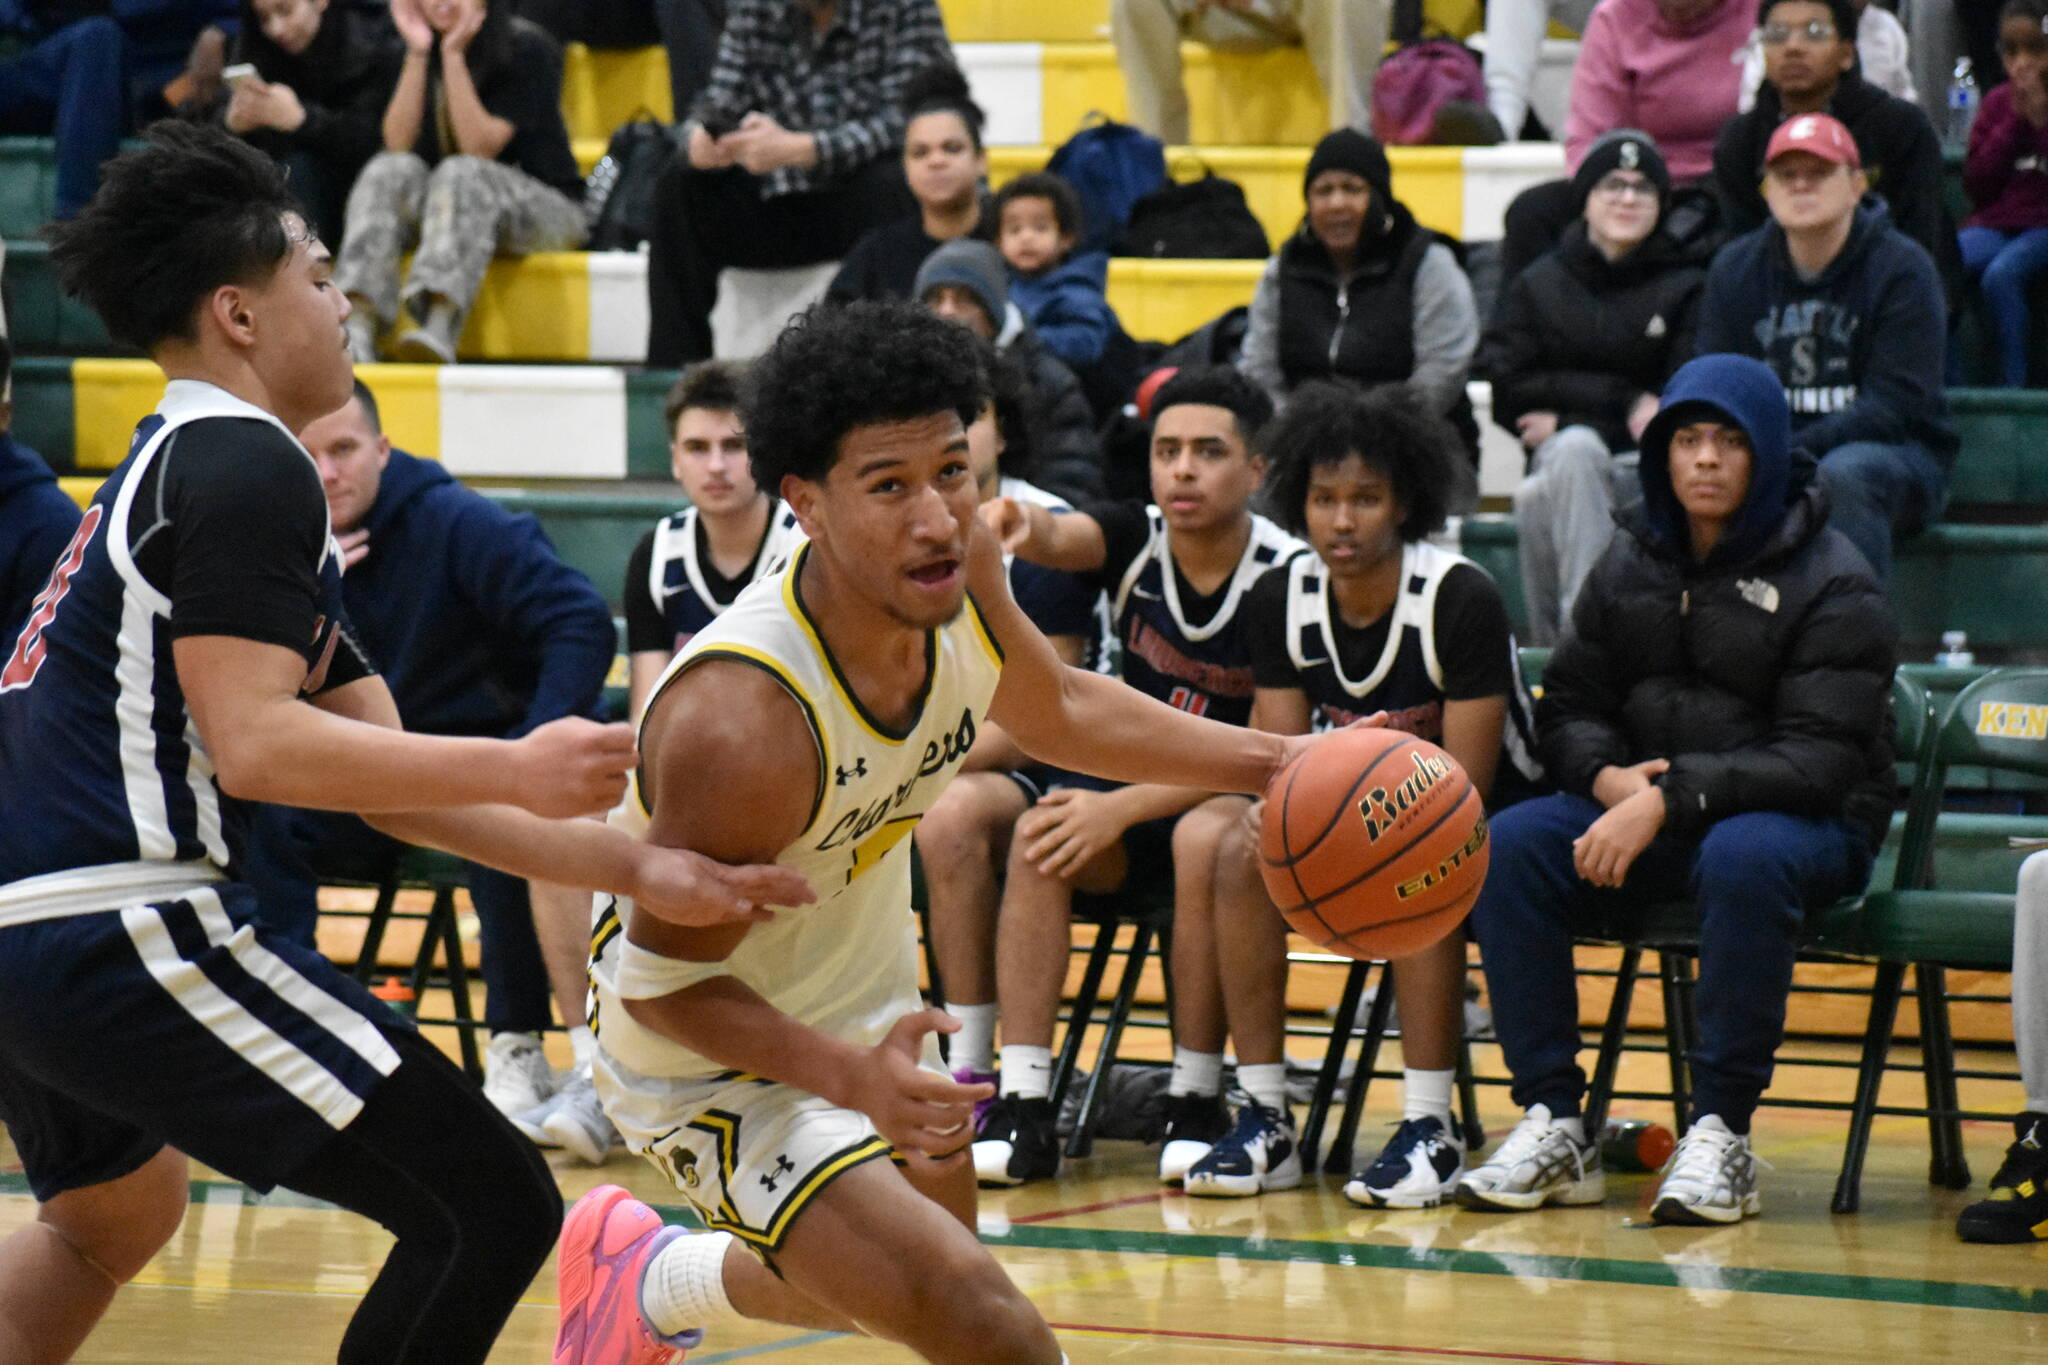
[939,0,1107,42]
[459,253,594,363]
[561,44,673,144]
[358,365,443,460]
[1040,43,1331,147]
[58,475,101,508]
[71,359,170,471]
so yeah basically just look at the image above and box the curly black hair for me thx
[1149,365,1275,452]
[993,172,1085,240]
[47,121,305,353]
[742,299,989,491]
[1260,380,1471,541]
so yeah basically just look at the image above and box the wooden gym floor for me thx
[5,1029,2044,1364]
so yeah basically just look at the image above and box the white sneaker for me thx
[542,1069,622,1166]
[1651,1115,1763,1225]
[1453,1105,1605,1212]
[1345,1115,1467,1209]
[511,1091,563,1147]
[1184,1103,1302,1198]
[482,1032,555,1120]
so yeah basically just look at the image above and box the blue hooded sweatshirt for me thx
[1694,198,1957,471]
[1009,250,1118,368]
[1637,352,1808,571]
[0,433,80,653]
[344,449,613,739]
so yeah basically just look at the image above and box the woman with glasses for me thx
[1476,130,1708,644]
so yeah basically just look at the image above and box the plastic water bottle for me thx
[1599,1118,1677,1172]
[1947,58,1980,151]
[1935,630,1975,669]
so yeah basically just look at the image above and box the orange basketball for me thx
[1259,727,1489,961]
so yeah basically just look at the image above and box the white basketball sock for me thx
[1169,1048,1223,1098]
[567,1025,596,1072]
[641,1230,743,1338]
[1402,1068,1455,1125]
[1237,1062,1289,1115]
[999,1044,1053,1100]
[949,1003,998,1074]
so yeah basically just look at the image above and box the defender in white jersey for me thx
[554,303,1319,1365]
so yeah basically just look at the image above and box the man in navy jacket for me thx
[239,379,616,1125]
[1694,111,1955,581]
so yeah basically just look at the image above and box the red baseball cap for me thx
[1764,113,1861,169]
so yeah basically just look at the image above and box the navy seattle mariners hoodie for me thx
[344,449,614,738]
[0,433,79,652]
[1693,197,1957,472]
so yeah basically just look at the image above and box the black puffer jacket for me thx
[1002,317,1106,506]
[1539,353,1898,849]
[1477,222,1706,453]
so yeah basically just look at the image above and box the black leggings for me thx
[281,1027,563,1365]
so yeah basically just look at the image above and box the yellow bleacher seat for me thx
[1041,42,1328,146]
[58,476,99,508]
[561,44,673,145]
[940,0,1106,41]
[1105,258,1264,341]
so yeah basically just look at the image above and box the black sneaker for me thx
[1958,1113,2048,1244]
[1157,1092,1231,1185]
[972,1095,1060,1187]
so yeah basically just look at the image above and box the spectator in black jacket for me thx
[1696,111,1955,580]
[826,65,992,305]
[643,0,952,364]
[1712,0,1963,312]
[238,379,618,1133]
[1455,352,1896,1227]
[1480,131,1707,645]
[225,0,401,239]
[1239,129,1480,453]
[913,238,1106,505]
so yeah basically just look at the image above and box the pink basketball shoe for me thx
[554,1185,703,1365]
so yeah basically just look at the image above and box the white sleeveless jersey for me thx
[591,543,1005,1085]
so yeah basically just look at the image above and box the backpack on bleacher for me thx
[1114,171,1268,259]
[1371,0,1487,146]
[583,116,681,251]
[1046,115,1167,256]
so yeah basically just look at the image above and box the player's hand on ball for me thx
[1268,713,1386,792]
[512,717,637,817]
[1572,786,1667,887]
[854,1010,991,1156]
[1018,788,1126,880]
[628,846,812,926]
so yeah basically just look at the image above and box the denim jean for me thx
[0,18,125,220]
[1814,439,1948,583]
[1471,792,1873,1131]
[1959,224,2048,388]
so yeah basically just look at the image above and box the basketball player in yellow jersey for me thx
[553,301,1317,1365]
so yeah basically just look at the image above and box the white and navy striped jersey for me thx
[1099,505,1304,725]
[626,501,806,657]
[0,383,368,920]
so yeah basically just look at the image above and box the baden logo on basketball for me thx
[1358,750,1454,842]
[1396,815,1489,900]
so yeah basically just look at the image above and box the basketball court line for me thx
[4,1172,2040,1317]
[1046,1323,1658,1363]
[1008,1190,1166,1224]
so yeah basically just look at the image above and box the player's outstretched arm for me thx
[978,495,1108,573]
[618,661,989,1153]
[966,525,1304,795]
[178,635,634,816]
[310,674,807,926]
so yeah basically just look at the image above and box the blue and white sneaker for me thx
[1344,1115,1467,1208]
[1185,1103,1302,1198]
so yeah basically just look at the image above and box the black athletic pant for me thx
[644,156,915,366]
[282,1027,563,1365]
